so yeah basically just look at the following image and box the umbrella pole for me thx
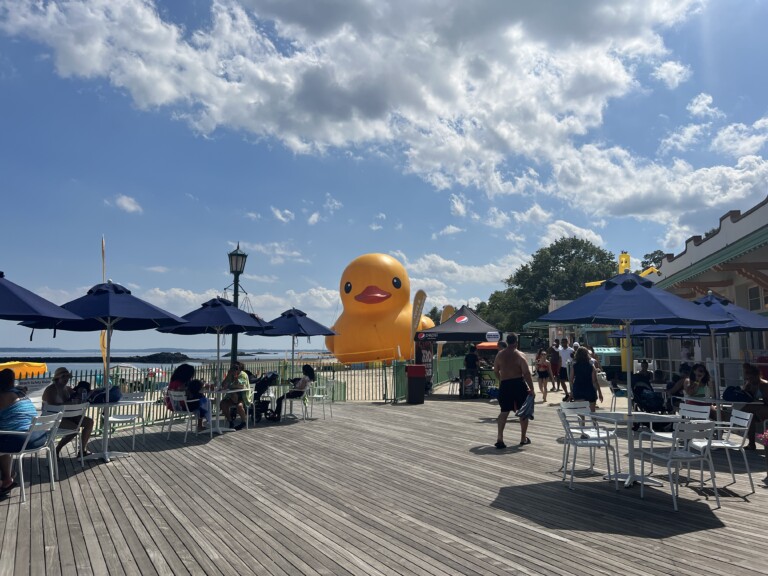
[625,322,633,416]
[710,326,722,423]
[291,336,296,379]
[101,322,113,463]
[216,329,222,386]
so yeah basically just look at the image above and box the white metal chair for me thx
[307,380,334,419]
[640,420,720,511]
[284,387,308,421]
[557,408,619,491]
[609,383,627,411]
[559,401,620,472]
[641,402,711,473]
[106,391,146,450]
[40,402,89,479]
[692,409,754,494]
[161,390,197,442]
[0,412,63,503]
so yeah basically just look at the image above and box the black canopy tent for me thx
[414,305,501,342]
[414,306,501,398]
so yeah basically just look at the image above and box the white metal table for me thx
[591,411,685,488]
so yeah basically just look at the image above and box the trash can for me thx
[405,364,426,405]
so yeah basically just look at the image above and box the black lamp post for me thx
[228,243,248,363]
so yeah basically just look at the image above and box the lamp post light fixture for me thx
[228,243,248,364]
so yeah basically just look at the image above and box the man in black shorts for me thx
[493,333,536,448]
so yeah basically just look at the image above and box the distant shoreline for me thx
[6,352,193,364]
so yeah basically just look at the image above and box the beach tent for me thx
[414,305,500,342]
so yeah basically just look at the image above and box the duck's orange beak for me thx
[354,285,391,304]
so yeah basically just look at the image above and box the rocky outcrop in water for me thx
[10,352,192,364]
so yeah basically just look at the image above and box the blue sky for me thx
[2,0,768,350]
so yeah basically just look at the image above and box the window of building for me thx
[747,285,768,311]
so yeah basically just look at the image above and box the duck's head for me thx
[339,253,410,316]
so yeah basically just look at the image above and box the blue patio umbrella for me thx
[539,273,729,488]
[23,281,186,462]
[538,273,728,413]
[159,297,272,384]
[0,270,81,322]
[248,308,336,378]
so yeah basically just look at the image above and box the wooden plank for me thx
[2,399,768,575]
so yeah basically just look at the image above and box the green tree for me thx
[640,250,666,271]
[485,237,616,331]
[426,306,441,325]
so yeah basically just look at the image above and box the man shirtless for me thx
[493,333,535,448]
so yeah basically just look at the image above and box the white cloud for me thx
[403,251,528,286]
[241,241,303,264]
[141,287,222,315]
[485,207,511,229]
[711,118,768,158]
[270,206,295,223]
[115,194,143,214]
[687,93,724,119]
[539,220,604,247]
[431,225,464,240]
[324,193,342,213]
[651,60,691,89]
[307,212,320,225]
[658,123,709,156]
[145,266,168,273]
[0,0,703,200]
[513,203,552,223]
[551,144,768,226]
[449,193,469,217]
[375,212,386,220]
[369,223,383,231]
[10,0,760,240]
[245,211,261,220]
[242,273,279,283]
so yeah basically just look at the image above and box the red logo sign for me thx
[455,316,469,324]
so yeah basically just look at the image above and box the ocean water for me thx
[2,349,315,396]
[1,348,329,380]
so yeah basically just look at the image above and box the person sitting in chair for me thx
[270,364,314,422]
[219,362,251,431]
[41,367,94,458]
[742,363,768,450]
[1,369,47,496]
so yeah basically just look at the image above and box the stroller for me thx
[632,381,666,413]
[247,371,279,423]
[631,381,670,430]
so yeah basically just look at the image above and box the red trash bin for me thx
[405,365,426,404]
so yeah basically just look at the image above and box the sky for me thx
[2,0,768,351]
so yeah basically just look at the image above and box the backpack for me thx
[722,386,753,403]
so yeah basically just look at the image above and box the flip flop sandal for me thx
[0,481,19,494]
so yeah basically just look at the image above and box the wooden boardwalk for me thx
[2,397,768,576]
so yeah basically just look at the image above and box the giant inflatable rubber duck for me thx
[326,253,435,363]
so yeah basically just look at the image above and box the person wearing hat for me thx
[42,367,94,457]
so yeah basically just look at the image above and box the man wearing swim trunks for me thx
[493,333,535,449]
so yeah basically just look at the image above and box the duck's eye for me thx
[344,281,352,294]
[392,277,402,289]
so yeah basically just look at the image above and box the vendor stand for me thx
[414,305,501,399]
